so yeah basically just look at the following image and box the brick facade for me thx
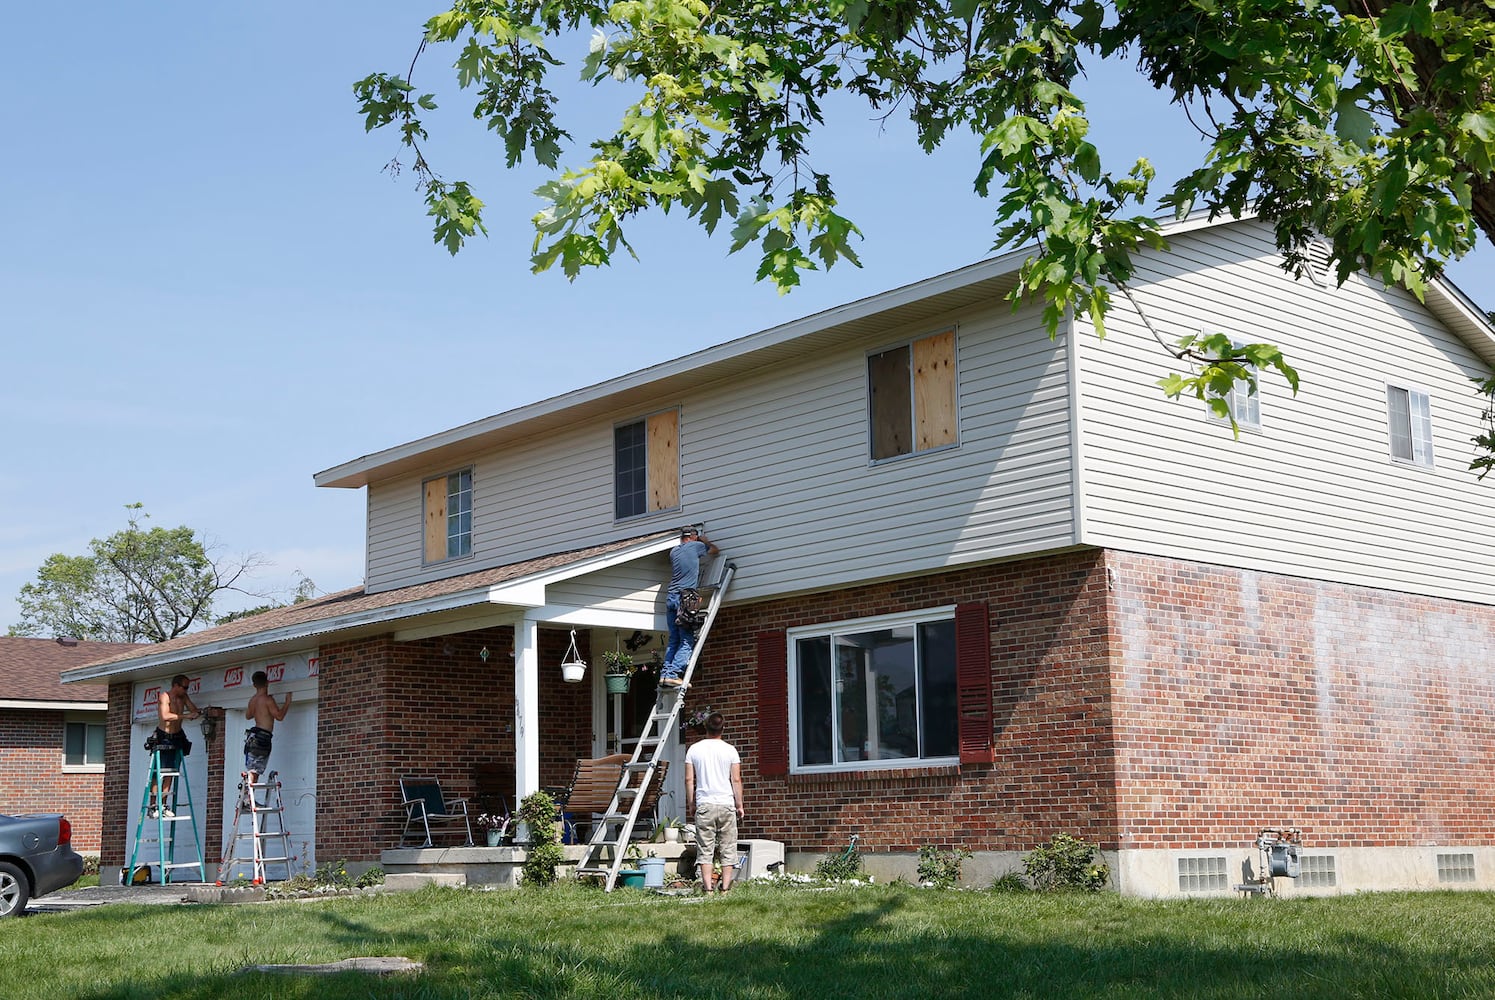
[101,682,134,868]
[0,708,105,852]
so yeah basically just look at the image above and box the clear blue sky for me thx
[4,3,1491,632]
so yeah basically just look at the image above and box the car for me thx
[0,813,85,917]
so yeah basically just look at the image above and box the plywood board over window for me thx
[423,478,448,563]
[868,328,957,461]
[646,409,680,511]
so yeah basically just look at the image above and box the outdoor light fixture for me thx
[479,646,490,663]
[199,712,219,741]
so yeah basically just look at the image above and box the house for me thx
[1,636,139,853]
[63,215,1495,896]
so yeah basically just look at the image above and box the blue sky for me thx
[4,3,1492,632]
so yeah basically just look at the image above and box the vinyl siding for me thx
[1075,219,1495,604]
[365,297,1077,601]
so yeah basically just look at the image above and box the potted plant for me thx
[475,812,508,847]
[657,815,685,844]
[680,705,714,738]
[602,650,634,694]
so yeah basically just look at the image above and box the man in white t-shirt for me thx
[684,711,744,893]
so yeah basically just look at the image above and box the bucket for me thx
[617,869,646,888]
[640,856,667,888]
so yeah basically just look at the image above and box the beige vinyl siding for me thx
[365,296,1077,599]
[1074,219,1495,604]
[546,559,669,619]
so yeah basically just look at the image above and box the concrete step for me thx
[381,872,467,892]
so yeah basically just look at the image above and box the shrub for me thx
[517,790,563,887]
[1022,834,1110,892]
[814,841,863,881]
[355,864,385,888]
[314,859,354,888]
[916,845,971,888]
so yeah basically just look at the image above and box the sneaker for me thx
[660,676,684,688]
[146,807,158,819]
[161,808,175,818]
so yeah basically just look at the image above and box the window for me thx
[789,609,959,771]
[1204,338,1261,431]
[868,329,957,461]
[1178,856,1229,892]
[1386,385,1434,467]
[1437,852,1476,884]
[423,469,473,563]
[64,720,105,769]
[614,409,679,520]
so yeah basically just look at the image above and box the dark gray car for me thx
[0,813,85,916]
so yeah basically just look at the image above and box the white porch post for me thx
[514,616,541,804]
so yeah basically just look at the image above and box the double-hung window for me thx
[423,469,473,563]
[1386,385,1434,467]
[1206,341,1261,432]
[789,609,960,771]
[64,718,106,771]
[614,409,680,520]
[868,329,958,461]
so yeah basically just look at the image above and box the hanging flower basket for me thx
[605,673,631,694]
[560,629,587,684]
[602,649,634,694]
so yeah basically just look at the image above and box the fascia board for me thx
[0,699,108,711]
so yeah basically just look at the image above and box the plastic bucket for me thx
[640,856,667,888]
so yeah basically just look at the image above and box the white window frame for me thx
[1204,336,1262,432]
[787,606,961,775]
[422,468,474,565]
[1386,384,1434,468]
[62,714,106,773]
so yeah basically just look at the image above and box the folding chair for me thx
[399,776,474,847]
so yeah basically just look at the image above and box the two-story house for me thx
[65,214,1495,895]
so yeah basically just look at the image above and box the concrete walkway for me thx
[27,883,195,914]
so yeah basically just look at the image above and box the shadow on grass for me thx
[48,887,1495,1000]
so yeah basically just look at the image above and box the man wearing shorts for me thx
[243,670,292,792]
[684,711,744,893]
[148,674,200,817]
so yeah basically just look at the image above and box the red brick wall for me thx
[694,550,1120,856]
[0,708,104,852]
[102,682,134,867]
[315,626,593,862]
[1109,552,1495,849]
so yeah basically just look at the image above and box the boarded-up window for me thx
[424,469,473,563]
[615,408,680,519]
[868,329,957,460]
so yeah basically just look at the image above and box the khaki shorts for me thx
[694,802,738,867]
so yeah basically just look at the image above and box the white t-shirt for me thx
[686,737,740,807]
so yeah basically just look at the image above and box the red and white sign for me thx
[224,666,244,688]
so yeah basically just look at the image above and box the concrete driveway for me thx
[27,883,193,914]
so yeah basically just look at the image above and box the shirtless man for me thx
[243,670,292,790]
[150,674,200,817]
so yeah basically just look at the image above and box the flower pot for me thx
[617,869,646,888]
[561,662,586,683]
[486,829,502,847]
[605,673,631,694]
[663,827,680,844]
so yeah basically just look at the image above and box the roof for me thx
[60,529,679,684]
[313,214,1495,490]
[0,637,139,706]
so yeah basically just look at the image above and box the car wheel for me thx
[0,861,31,917]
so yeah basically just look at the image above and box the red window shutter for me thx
[757,630,789,776]
[955,602,994,764]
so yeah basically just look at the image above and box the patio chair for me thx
[399,776,474,847]
[555,754,668,843]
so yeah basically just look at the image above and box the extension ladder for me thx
[126,748,206,884]
[217,770,296,884]
[575,560,737,891]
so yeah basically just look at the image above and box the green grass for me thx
[6,882,1495,998]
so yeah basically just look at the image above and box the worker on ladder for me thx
[243,669,293,793]
[660,526,721,689]
[147,675,201,817]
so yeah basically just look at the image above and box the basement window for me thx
[1298,854,1337,888]
[1437,853,1476,884]
[868,329,958,461]
[1177,856,1229,892]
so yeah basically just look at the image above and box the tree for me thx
[354,0,1494,440]
[8,505,266,643]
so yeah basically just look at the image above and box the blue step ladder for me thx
[125,749,206,884]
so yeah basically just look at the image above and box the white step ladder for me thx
[217,770,296,884]
[575,561,736,891]
[126,749,206,884]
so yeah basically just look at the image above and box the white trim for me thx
[0,700,107,711]
[1065,306,1088,545]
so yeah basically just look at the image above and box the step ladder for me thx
[126,748,206,884]
[575,561,736,891]
[217,771,296,884]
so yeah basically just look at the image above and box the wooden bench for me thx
[556,754,669,842]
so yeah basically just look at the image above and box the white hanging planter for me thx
[560,629,587,683]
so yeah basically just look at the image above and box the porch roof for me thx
[59,529,679,685]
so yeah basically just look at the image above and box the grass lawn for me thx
[5,882,1495,999]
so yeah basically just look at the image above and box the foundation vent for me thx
[1437,853,1476,884]
[1298,854,1337,888]
[1178,856,1229,892]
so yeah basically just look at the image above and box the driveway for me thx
[27,883,194,914]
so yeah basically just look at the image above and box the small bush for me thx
[282,873,317,891]
[517,791,563,886]
[1023,834,1110,892]
[523,841,566,886]
[355,864,385,888]
[916,845,971,888]
[314,860,354,888]
[814,842,863,881]
[989,870,1030,893]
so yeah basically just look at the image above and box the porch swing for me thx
[561,629,587,683]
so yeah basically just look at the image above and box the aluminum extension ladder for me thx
[216,770,296,884]
[574,561,736,891]
[126,749,206,884]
